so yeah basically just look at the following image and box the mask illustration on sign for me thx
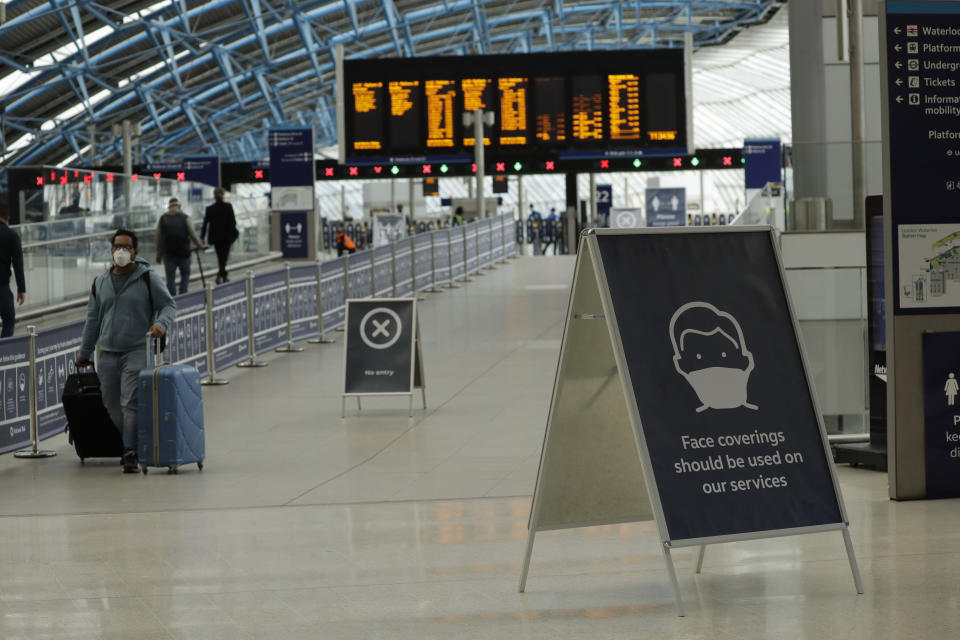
[669,301,757,412]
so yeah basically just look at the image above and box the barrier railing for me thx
[0,214,515,458]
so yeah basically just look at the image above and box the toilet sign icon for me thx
[360,307,402,350]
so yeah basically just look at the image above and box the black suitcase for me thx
[61,369,124,462]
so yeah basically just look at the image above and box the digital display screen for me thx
[425,79,457,148]
[388,81,421,150]
[344,49,687,159]
[351,82,384,151]
[534,77,566,143]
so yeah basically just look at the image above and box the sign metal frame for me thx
[519,226,863,616]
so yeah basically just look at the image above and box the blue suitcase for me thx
[136,338,205,474]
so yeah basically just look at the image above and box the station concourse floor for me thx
[0,256,958,639]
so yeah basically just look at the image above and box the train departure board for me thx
[342,49,688,161]
[388,81,421,150]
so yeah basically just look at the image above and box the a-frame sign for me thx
[519,227,863,616]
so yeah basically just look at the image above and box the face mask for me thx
[113,248,132,268]
[682,367,751,411]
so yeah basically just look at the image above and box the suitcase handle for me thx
[146,332,165,368]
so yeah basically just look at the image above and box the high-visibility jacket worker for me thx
[335,231,356,256]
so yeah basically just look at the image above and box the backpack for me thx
[161,214,191,258]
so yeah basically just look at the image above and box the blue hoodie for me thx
[79,257,177,359]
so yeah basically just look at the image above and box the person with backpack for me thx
[77,229,177,473]
[156,197,206,295]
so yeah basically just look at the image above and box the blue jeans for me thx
[98,348,147,454]
[163,254,191,295]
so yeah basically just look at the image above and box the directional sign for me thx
[0,335,32,454]
[885,2,960,313]
[645,188,686,227]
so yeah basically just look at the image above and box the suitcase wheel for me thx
[140,464,148,475]
[197,461,203,471]
[168,465,178,475]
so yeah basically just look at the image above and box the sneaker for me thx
[122,451,138,474]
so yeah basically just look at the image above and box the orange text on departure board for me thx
[389,81,419,116]
[499,77,528,145]
[352,82,382,113]
[571,91,603,140]
[649,130,678,141]
[462,78,492,112]
[426,79,456,148]
[608,74,641,141]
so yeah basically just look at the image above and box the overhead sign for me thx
[183,156,220,188]
[280,211,310,259]
[342,299,426,415]
[645,187,686,227]
[922,331,960,498]
[743,138,782,190]
[268,127,315,187]
[520,227,861,614]
[885,3,960,313]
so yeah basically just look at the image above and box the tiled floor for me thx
[1,256,958,639]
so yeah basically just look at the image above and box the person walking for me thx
[201,188,239,284]
[77,229,176,472]
[156,197,205,295]
[0,203,26,337]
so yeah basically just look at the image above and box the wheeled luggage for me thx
[136,337,205,474]
[61,367,123,462]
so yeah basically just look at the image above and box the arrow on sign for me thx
[896,95,904,103]
[894,26,901,35]
[651,196,661,212]
[895,44,902,52]
[896,78,903,86]
[895,61,903,69]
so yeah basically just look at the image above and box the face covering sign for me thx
[519,227,861,615]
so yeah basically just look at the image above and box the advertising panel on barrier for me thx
[253,270,288,354]
[450,227,466,280]
[347,250,373,298]
[35,321,84,441]
[593,230,844,542]
[167,290,208,376]
[343,298,421,395]
[477,219,492,267]
[0,335,33,454]
[466,226,479,274]
[289,265,321,341]
[373,245,394,297]
[321,258,347,330]
[212,280,249,371]
[414,234,432,292]
[433,230,451,285]
[395,242,414,297]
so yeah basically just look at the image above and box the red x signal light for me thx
[722,156,733,166]
[349,166,359,176]
[672,157,683,168]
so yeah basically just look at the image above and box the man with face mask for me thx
[156,197,206,295]
[669,301,758,413]
[77,229,177,473]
